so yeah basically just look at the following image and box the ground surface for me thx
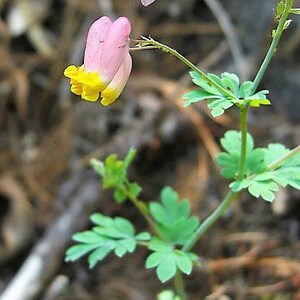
[0,0,300,299]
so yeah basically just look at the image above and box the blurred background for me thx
[0,0,300,299]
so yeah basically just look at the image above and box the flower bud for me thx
[64,16,132,105]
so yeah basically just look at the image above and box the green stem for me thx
[182,96,248,253]
[250,0,293,93]
[237,104,249,181]
[136,38,237,101]
[267,145,300,171]
[181,0,293,254]
[182,191,238,252]
[137,241,150,247]
[174,271,187,300]
[244,144,300,183]
[126,191,164,239]
[129,185,187,300]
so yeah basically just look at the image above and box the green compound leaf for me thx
[231,177,279,202]
[189,71,223,96]
[183,72,234,117]
[221,72,240,95]
[135,232,152,240]
[157,290,180,300]
[183,90,222,106]
[267,146,300,190]
[277,147,300,167]
[149,187,199,245]
[65,243,104,261]
[272,168,300,190]
[215,152,240,179]
[156,257,177,282]
[216,130,266,179]
[127,182,142,199]
[263,143,290,165]
[148,237,174,252]
[123,148,137,170]
[230,143,300,202]
[239,81,253,98]
[90,148,142,203]
[207,98,234,118]
[174,251,194,274]
[91,213,135,238]
[237,80,270,107]
[113,186,127,203]
[102,154,125,188]
[249,180,279,200]
[65,213,151,268]
[184,71,270,117]
[90,158,105,176]
[245,90,270,107]
[146,238,197,283]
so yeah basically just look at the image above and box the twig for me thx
[246,280,291,296]
[0,171,101,300]
[42,275,69,300]
[1,92,163,299]
[0,175,35,263]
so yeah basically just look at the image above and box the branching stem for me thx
[181,0,293,253]
[182,190,238,251]
[267,145,300,171]
[250,0,293,93]
[132,1,295,297]
[133,38,238,101]
[125,191,163,239]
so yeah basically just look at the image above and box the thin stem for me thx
[244,144,300,183]
[129,46,157,51]
[126,191,164,239]
[134,38,238,101]
[181,0,294,254]
[174,271,187,300]
[237,104,249,181]
[181,142,300,252]
[181,97,248,253]
[137,241,150,247]
[250,0,293,93]
[129,186,187,300]
[182,191,238,252]
[181,105,247,252]
[267,145,300,171]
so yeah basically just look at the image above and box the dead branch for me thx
[0,171,101,300]
[0,95,159,300]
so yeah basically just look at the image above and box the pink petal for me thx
[100,53,132,106]
[84,16,112,72]
[141,0,156,6]
[96,17,131,85]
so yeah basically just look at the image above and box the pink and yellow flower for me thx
[64,16,132,106]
